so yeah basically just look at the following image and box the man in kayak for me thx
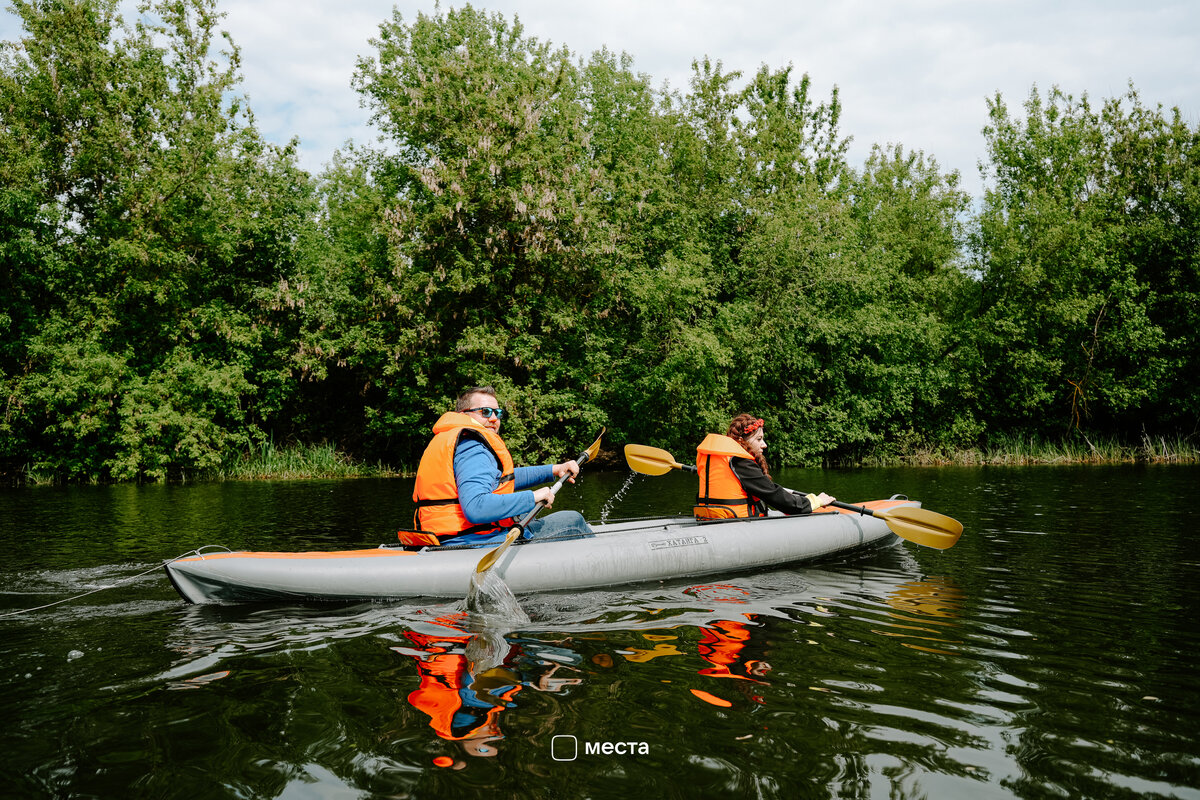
[406,386,593,547]
[694,414,835,520]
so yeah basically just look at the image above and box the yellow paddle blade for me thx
[474,527,523,574]
[624,444,684,476]
[583,428,606,463]
[877,506,964,550]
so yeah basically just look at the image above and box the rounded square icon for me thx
[551,734,578,761]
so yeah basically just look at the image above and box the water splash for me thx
[462,570,530,672]
[599,470,642,524]
[463,625,513,674]
[464,568,531,626]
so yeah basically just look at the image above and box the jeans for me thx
[523,510,593,540]
[439,511,593,548]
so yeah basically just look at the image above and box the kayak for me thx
[164,498,913,604]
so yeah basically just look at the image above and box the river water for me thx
[2,464,1199,799]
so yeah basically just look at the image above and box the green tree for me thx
[843,145,978,457]
[1,0,315,479]
[349,5,675,461]
[971,85,1199,438]
[340,5,977,465]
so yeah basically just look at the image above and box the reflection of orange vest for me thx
[694,434,766,520]
[698,620,751,676]
[698,620,767,685]
[407,413,516,544]
[402,628,520,741]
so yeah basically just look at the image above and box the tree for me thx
[0,0,315,479]
[971,85,1199,438]
[350,5,677,461]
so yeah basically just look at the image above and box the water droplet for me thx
[600,471,642,523]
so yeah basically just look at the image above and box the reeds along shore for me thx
[860,433,1200,467]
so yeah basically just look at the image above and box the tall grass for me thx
[219,440,405,481]
[858,432,1200,467]
[12,433,1196,484]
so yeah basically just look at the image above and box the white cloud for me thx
[4,0,1198,198]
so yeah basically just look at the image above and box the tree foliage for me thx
[2,2,1196,482]
[1,0,313,479]
[334,6,977,466]
[971,86,1200,436]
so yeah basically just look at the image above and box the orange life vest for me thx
[694,433,767,520]
[405,412,516,545]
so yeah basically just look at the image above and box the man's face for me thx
[463,393,503,432]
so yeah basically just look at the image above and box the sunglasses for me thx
[465,406,507,420]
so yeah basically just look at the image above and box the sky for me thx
[3,1,1199,199]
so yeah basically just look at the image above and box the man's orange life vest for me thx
[405,412,516,545]
[694,433,767,520]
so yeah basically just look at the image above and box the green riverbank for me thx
[13,433,1198,486]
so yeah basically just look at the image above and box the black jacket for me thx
[730,458,816,515]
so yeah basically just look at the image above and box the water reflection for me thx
[392,611,586,763]
[9,466,1196,798]
[394,613,515,759]
[685,584,772,707]
[873,575,966,655]
[157,559,946,771]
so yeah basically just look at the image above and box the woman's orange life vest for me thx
[405,412,517,545]
[694,433,767,520]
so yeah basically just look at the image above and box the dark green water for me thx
[2,465,1199,799]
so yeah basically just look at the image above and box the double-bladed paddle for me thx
[473,428,605,575]
[622,443,963,550]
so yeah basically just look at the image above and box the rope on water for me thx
[0,546,232,618]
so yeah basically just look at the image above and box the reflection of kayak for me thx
[165,498,912,604]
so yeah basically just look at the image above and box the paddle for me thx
[623,443,697,475]
[473,428,605,575]
[819,499,963,550]
[622,443,963,550]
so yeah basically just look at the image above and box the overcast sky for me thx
[4,1,1198,198]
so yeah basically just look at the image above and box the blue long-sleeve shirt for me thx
[453,436,554,528]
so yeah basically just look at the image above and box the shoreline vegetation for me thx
[862,433,1200,468]
[14,434,1198,486]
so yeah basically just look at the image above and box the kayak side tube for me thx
[164,498,913,604]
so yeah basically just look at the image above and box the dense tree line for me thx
[1,0,1197,481]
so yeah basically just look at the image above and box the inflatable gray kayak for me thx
[164,498,913,604]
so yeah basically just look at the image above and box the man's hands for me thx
[534,459,581,507]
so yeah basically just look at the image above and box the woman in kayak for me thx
[694,414,835,520]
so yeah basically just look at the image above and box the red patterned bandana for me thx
[744,418,764,435]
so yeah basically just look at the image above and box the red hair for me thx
[726,414,769,477]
